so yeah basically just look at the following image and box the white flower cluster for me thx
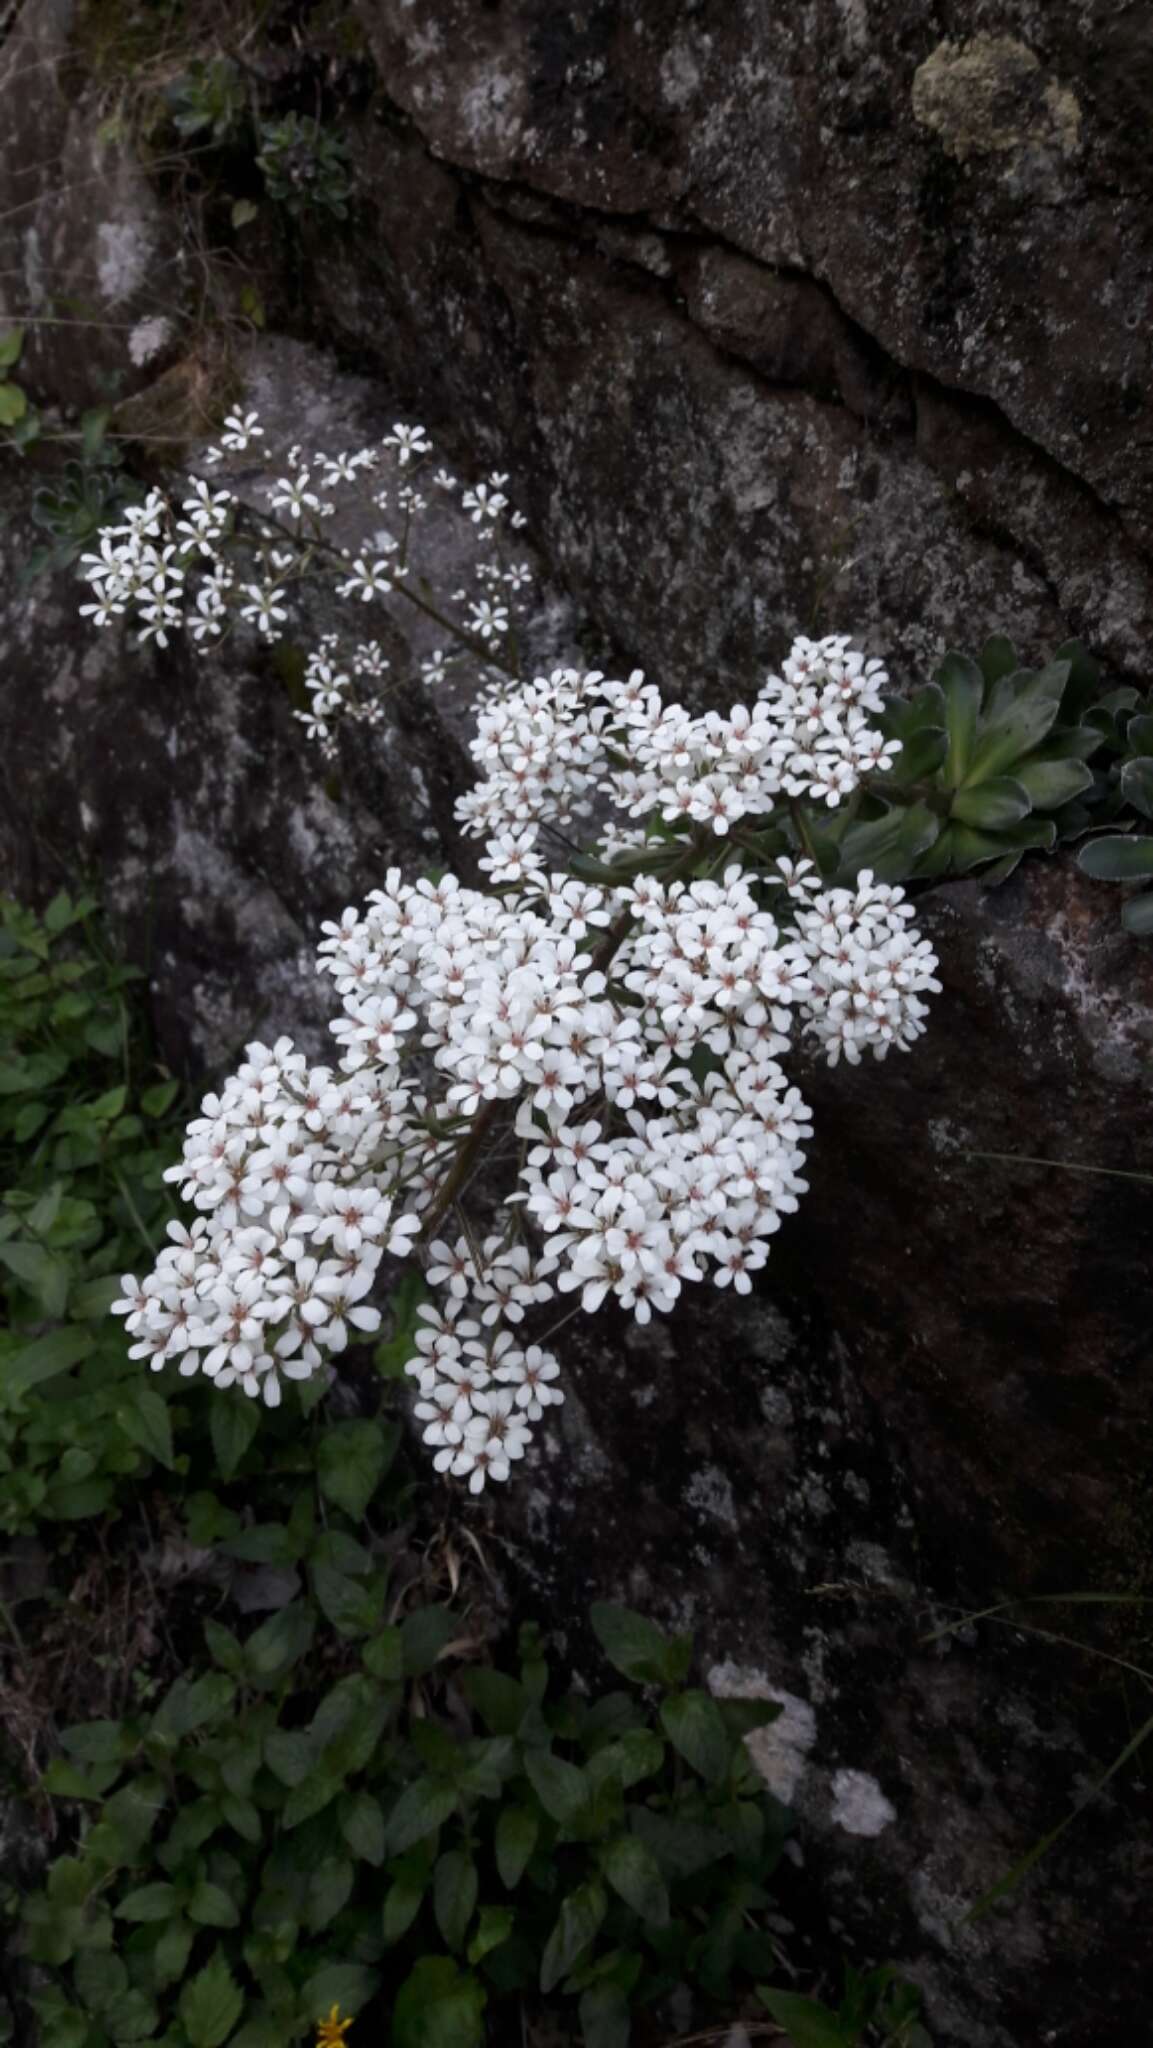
[77,413,532,759]
[112,637,940,1495]
[456,639,901,849]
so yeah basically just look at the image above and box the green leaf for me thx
[434,1849,477,1952]
[302,1963,380,2021]
[211,1392,261,1479]
[1121,889,1153,935]
[1121,756,1153,822]
[401,1604,459,1676]
[524,1747,590,1826]
[243,1600,315,1686]
[153,1916,195,1986]
[495,1803,538,1888]
[115,1881,178,1922]
[950,776,1031,831]
[178,1953,244,2048]
[467,1904,514,1964]
[232,197,259,228]
[602,1833,669,1926]
[306,1856,355,1932]
[936,650,985,787]
[188,1880,239,1928]
[579,1983,631,2048]
[263,1728,313,1787]
[757,1987,853,2048]
[137,1079,178,1118]
[461,1667,526,1735]
[978,634,1019,688]
[116,1386,174,1469]
[391,1956,486,2048]
[2,1325,91,1395]
[60,1718,131,1764]
[318,1417,389,1520]
[311,1561,383,1637]
[589,1602,688,1685]
[342,1788,386,1865]
[0,326,24,369]
[363,1625,404,1681]
[1078,834,1153,881]
[1013,756,1095,810]
[282,1770,343,1830]
[386,1777,458,1854]
[384,1869,427,1945]
[540,1881,607,1994]
[0,382,27,427]
[80,406,111,463]
[659,1690,732,1784]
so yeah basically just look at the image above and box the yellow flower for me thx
[316,2007,353,2048]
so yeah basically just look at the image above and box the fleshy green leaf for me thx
[1078,834,1153,882]
[950,777,1031,831]
[936,650,985,787]
[1120,756,1153,822]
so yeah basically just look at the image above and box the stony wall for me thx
[2,3,1153,2041]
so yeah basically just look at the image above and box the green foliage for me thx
[164,58,248,144]
[255,114,353,220]
[759,1964,930,2047]
[29,453,135,574]
[26,1596,798,2046]
[798,636,1153,934]
[0,895,187,1533]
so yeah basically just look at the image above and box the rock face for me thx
[3,1,1153,2040]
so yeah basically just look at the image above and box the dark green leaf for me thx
[757,1988,852,2048]
[950,777,1031,831]
[210,1394,261,1480]
[936,650,985,786]
[318,1418,389,1520]
[1013,757,1095,810]
[115,1881,178,1922]
[1078,834,1153,881]
[386,1777,458,1855]
[589,1603,686,1686]
[2,1325,91,1395]
[1121,756,1153,822]
[178,1953,244,2048]
[1121,889,1153,935]
[461,1667,526,1735]
[467,1904,514,1964]
[243,1600,315,1686]
[602,1833,669,1926]
[301,1963,380,2021]
[391,1956,486,2048]
[540,1881,607,1994]
[579,1983,631,2048]
[495,1804,538,1889]
[188,1881,239,1929]
[401,1604,459,1676]
[342,1789,386,1866]
[434,1849,477,1951]
[524,1747,590,1826]
[660,1690,732,1783]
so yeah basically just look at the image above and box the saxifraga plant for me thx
[73,407,1153,1505]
